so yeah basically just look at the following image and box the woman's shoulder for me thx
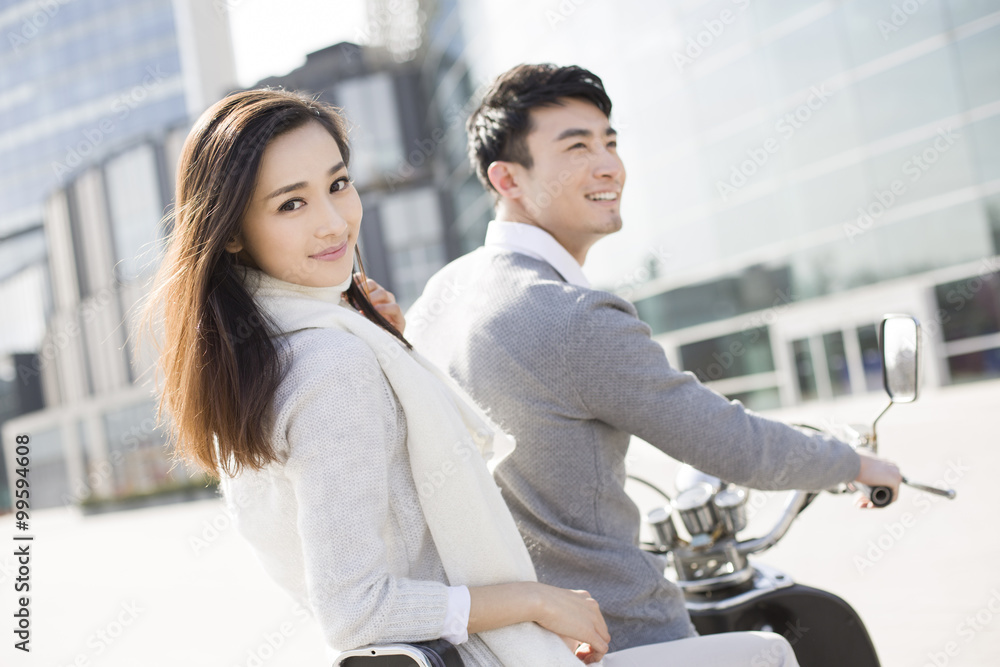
[267,327,401,457]
[275,327,394,406]
[280,326,381,370]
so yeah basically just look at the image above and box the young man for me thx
[406,64,901,660]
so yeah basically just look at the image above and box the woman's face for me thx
[226,120,362,288]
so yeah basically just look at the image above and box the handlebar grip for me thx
[857,483,893,507]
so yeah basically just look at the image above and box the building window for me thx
[857,324,883,392]
[679,327,775,383]
[104,144,163,282]
[336,73,404,188]
[947,348,1000,384]
[791,338,818,401]
[822,331,851,397]
[378,188,446,307]
[792,325,886,403]
[934,271,1000,342]
[934,270,1000,384]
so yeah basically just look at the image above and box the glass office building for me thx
[0,0,236,509]
[456,0,1000,408]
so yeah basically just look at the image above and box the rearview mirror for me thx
[881,315,920,403]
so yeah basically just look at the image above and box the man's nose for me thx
[595,149,624,181]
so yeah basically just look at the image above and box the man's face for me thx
[511,97,625,258]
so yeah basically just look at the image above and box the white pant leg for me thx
[600,631,800,667]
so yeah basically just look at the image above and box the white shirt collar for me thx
[483,220,591,288]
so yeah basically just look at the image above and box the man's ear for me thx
[486,161,522,200]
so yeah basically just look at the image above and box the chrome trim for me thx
[684,563,796,612]
[735,491,809,556]
[334,644,433,666]
[676,565,754,593]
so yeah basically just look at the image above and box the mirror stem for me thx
[869,400,893,454]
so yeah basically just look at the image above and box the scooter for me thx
[334,315,956,666]
[632,313,956,666]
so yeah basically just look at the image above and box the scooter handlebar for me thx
[855,483,893,507]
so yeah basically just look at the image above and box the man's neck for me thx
[494,206,591,266]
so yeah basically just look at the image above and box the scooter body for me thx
[686,564,880,666]
[633,314,954,666]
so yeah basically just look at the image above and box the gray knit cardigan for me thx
[407,248,861,652]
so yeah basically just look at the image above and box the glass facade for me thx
[630,4,1000,323]
[460,0,1000,400]
[0,0,188,361]
[0,0,186,232]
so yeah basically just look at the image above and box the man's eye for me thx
[570,142,587,150]
[279,199,304,212]
[607,141,617,149]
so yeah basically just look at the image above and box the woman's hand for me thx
[356,275,405,334]
[534,584,610,663]
[467,582,610,662]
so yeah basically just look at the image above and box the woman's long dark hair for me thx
[140,89,409,478]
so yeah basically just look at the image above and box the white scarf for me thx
[241,267,580,666]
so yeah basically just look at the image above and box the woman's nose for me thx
[316,200,349,237]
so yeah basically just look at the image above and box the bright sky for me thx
[227,0,370,87]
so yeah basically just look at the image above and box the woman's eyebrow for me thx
[264,161,347,200]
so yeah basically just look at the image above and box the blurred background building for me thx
[0,0,236,510]
[2,0,998,511]
[0,0,483,511]
[452,0,1000,410]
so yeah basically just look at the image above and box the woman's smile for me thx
[311,241,348,261]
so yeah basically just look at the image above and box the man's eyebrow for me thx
[264,161,347,200]
[554,127,618,142]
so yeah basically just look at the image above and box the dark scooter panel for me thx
[690,583,880,667]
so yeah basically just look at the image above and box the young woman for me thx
[141,89,609,666]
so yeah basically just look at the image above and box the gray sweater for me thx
[219,326,501,666]
[406,248,861,652]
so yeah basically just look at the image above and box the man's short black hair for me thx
[466,63,613,195]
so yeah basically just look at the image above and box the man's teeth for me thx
[587,192,617,201]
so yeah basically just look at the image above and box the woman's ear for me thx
[225,236,243,254]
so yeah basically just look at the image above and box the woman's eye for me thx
[278,199,304,212]
[330,177,351,193]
